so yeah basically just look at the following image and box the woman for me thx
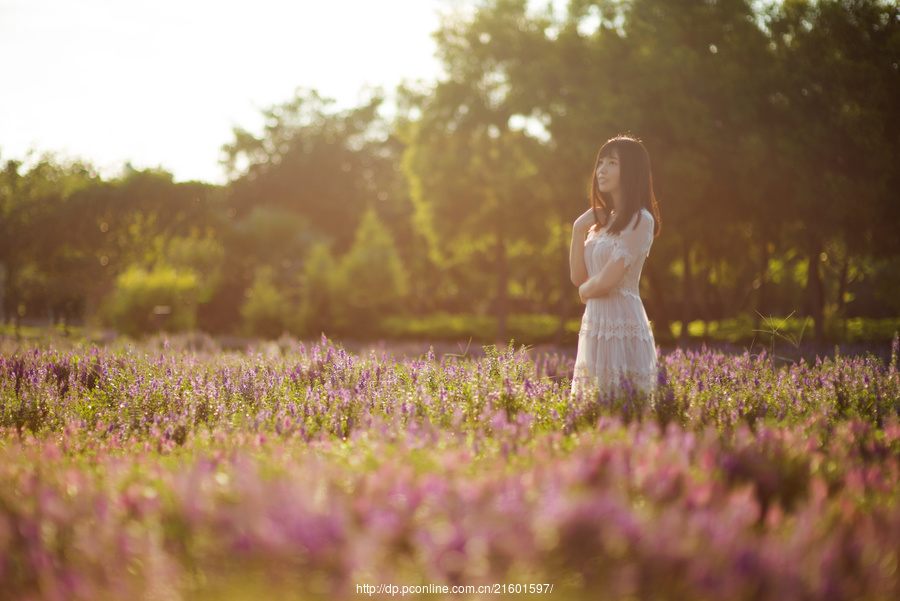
[570,135,661,397]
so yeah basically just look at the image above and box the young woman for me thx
[570,135,661,397]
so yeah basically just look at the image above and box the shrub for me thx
[109,265,198,337]
[297,243,341,336]
[336,207,409,335]
[240,266,293,339]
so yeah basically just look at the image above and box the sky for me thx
[0,0,458,184]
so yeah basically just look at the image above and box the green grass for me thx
[3,314,897,348]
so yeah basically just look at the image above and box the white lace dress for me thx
[572,209,658,397]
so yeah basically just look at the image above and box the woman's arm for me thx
[579,256,627,302]
[579,211,654,303]
[570,208,596,286]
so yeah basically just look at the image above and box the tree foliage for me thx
[3,0,898,343]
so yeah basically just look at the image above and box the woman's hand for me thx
[570,207,599,288]
[579,278,594,303]
[573,208,597,234]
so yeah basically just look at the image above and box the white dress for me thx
[572,209,658,397]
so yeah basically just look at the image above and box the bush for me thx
[241,267,293,339]
[297,243,341,336]
[671,315,900,345]
[109,265,198,337]
[335,207,409,335]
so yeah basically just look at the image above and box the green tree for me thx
[404,0,554,341]
[613,0,775,340]
[222,88,407,248]
[240,266,293,339]
[337,206,409,335]
[0,155,98,325]
[219,88,416,336]
[766,0,900,341]
[298,243,341,336]
[72,167,219,328]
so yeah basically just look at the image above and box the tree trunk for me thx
[680,241,693,345]
[835,256,849,318]
[698,263,711,337]
[642,261,671,343]
[835,255,850,340]
[555,245,572,346]
[495,231,508,344]
[3,263,18,329]
[0,262,5,324]
[806,238,825,344]
[754,241,770,332]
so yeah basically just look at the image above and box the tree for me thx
[222,88,407,249]
[337,206,410,335]
[403,0,555,341]
[298,243,341,337]
[219,88,417,335]
[70,167,219,327]
[0,156,98,325]
[240,266,293,339]
[766,0,900,341]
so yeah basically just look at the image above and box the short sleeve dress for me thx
[572,209,658,397]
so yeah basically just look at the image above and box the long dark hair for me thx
[590,135,661,238]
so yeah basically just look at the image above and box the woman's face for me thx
[596,150,621,197]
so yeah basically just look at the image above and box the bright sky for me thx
[1,0,457,184]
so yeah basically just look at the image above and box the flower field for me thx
[2,335,900,600]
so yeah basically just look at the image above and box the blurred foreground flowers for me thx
[1,336,899,600]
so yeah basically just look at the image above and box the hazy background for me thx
[1,0,454,183]
[1,0,898,347]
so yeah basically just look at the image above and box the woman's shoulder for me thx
[624,209,653,230]
[635,209,655,229]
